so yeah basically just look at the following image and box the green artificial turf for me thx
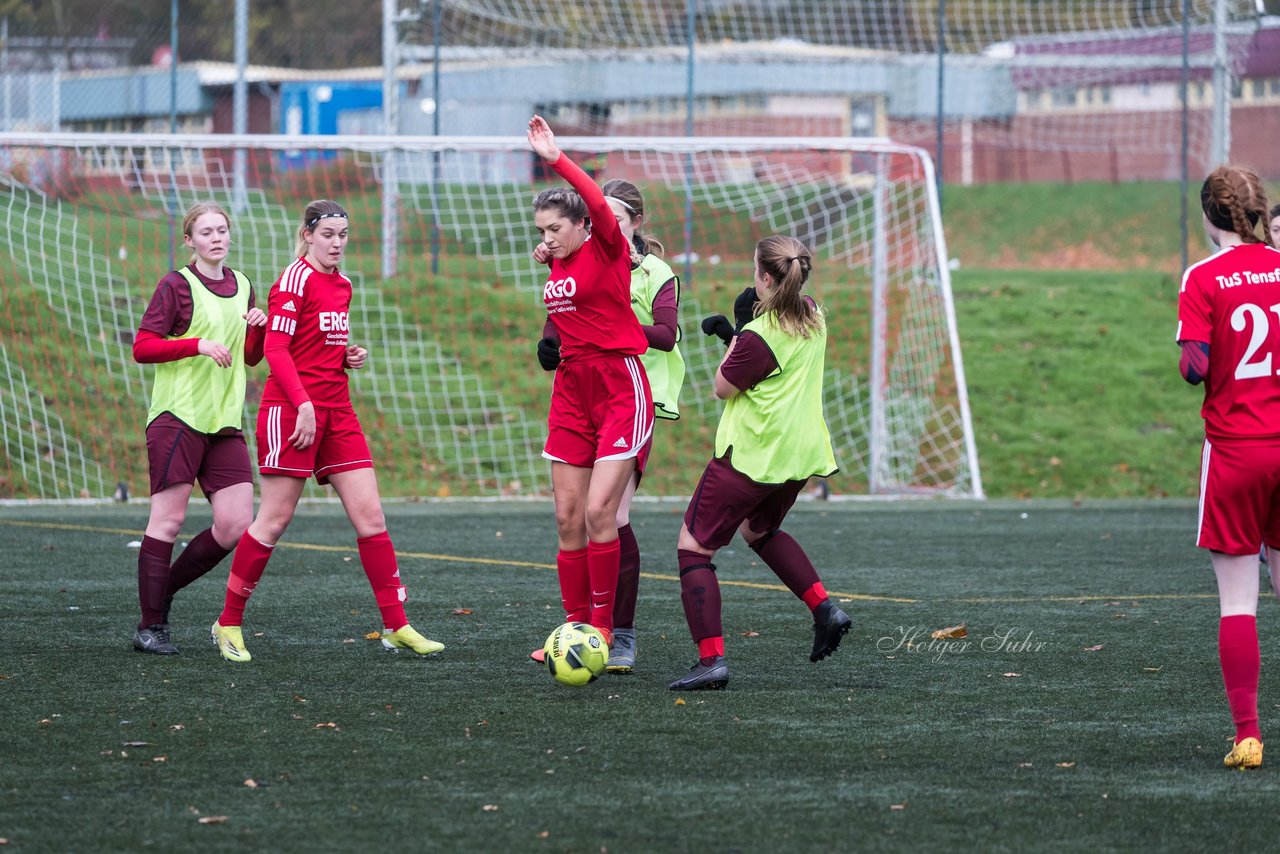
[2,501,1277,851]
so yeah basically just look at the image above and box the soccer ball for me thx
[543,622,609,687]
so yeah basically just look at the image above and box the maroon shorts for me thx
[683,454,809,551]
[257,403,373,485]
[1197,437,1280,555]
[543,354,654,471]
[146,414,253,497]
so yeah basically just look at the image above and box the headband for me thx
[604,196,636,213]
[307,211,349,229]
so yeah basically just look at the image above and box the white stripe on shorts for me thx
[1197,438,1211,547]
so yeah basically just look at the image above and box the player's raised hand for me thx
[733,286,758,331]
[290,401,316,449]
[701,314,734,346]
[345,344,368,370]
[243,307,267,327]
[197,338,233,368]
[532,242,552,265]
[527,115,560,163]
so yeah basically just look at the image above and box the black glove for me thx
[536,337,561,371]
[701,314,734,347]
[733,286,758,331]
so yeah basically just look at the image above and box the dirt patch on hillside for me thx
[984,240,1179,273]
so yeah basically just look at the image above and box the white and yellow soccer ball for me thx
[543,621,609,687]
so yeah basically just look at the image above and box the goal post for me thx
[0,131,982,500]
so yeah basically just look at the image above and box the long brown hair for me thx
[295,199,349,257]
[601,178,665,258]
[1201,165,1273,247]
[755,235,823,339]
[182,201,230,265]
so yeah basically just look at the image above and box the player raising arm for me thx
[526,115,655,654]
[673,235,848,691]
[1176,164,1280,769]
[533,177,684,672]
[130,202,266,655]
[210,199,444,663]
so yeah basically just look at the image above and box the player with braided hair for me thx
[1177,164,1280,769]
[672,235,846,691]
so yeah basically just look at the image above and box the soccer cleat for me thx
[381,625,445,656]
[667,657,730,691]
[211,621,252,663]
[606,628,636,673]
[530,647,546,663]
[1224,737,1263,770]
[810,600,852,662]
[133,624,179,655]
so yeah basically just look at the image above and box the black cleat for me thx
[810,600,851,662]
[668,657,729,691]
[133,624,179,655]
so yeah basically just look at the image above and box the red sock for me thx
[137,536,174,628]
[801,582,829,612]
[698,636,724,665]
[613,523,640,630]
[587,538,621,636]
[218,532,274,627]
[1220,614,1262,744]
[557,547,589,623]
[678,548,722,654]
[358,530,408,631]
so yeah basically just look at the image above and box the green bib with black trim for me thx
[630,253,685,420]
[146,266,250,433]
[714,307,838,483]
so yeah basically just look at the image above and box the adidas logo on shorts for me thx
[613,437,628,448]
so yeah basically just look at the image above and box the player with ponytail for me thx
[673,236,846,690]
[1176,164,1280,768]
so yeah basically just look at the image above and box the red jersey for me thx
[260,257,353,409]
[542,154,648,360]
[1177,242,1280,439]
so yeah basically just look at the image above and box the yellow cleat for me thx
[1224,737,1263,770]
[381,625,444,656]
[211,622,252,663]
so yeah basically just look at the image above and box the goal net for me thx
[0,132,980,500]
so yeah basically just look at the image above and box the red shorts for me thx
[1197,437,1280,554]
[543,354,655,471]
[684,454,809,551]
[146,413,253,497]
[257,403,373,485]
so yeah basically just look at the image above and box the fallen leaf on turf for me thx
[538,831,550,839]
[452,609,473,615]
[169,724,184,731]
[674,698,686,706]
[342,639,355,644]
[931,623,967,640]
[152,756,168,762]
[1143,667,1162,672]
[252,632,264,638]
[1017,762,1033,768]
[741,631,760,637]
[38,719,52,725]
[364,631,382,640]
[293,695,307,703]
[890,803,907,811]
[1003,672,1021,677]
[1103,601,1121,607]
[1056,762,1076,768]
[314,722,338,729]
[482,804,499,812]
[244,779,258,788]
[1083,644,1104,652]
[122,741,151,747]
[197,816,228,825]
